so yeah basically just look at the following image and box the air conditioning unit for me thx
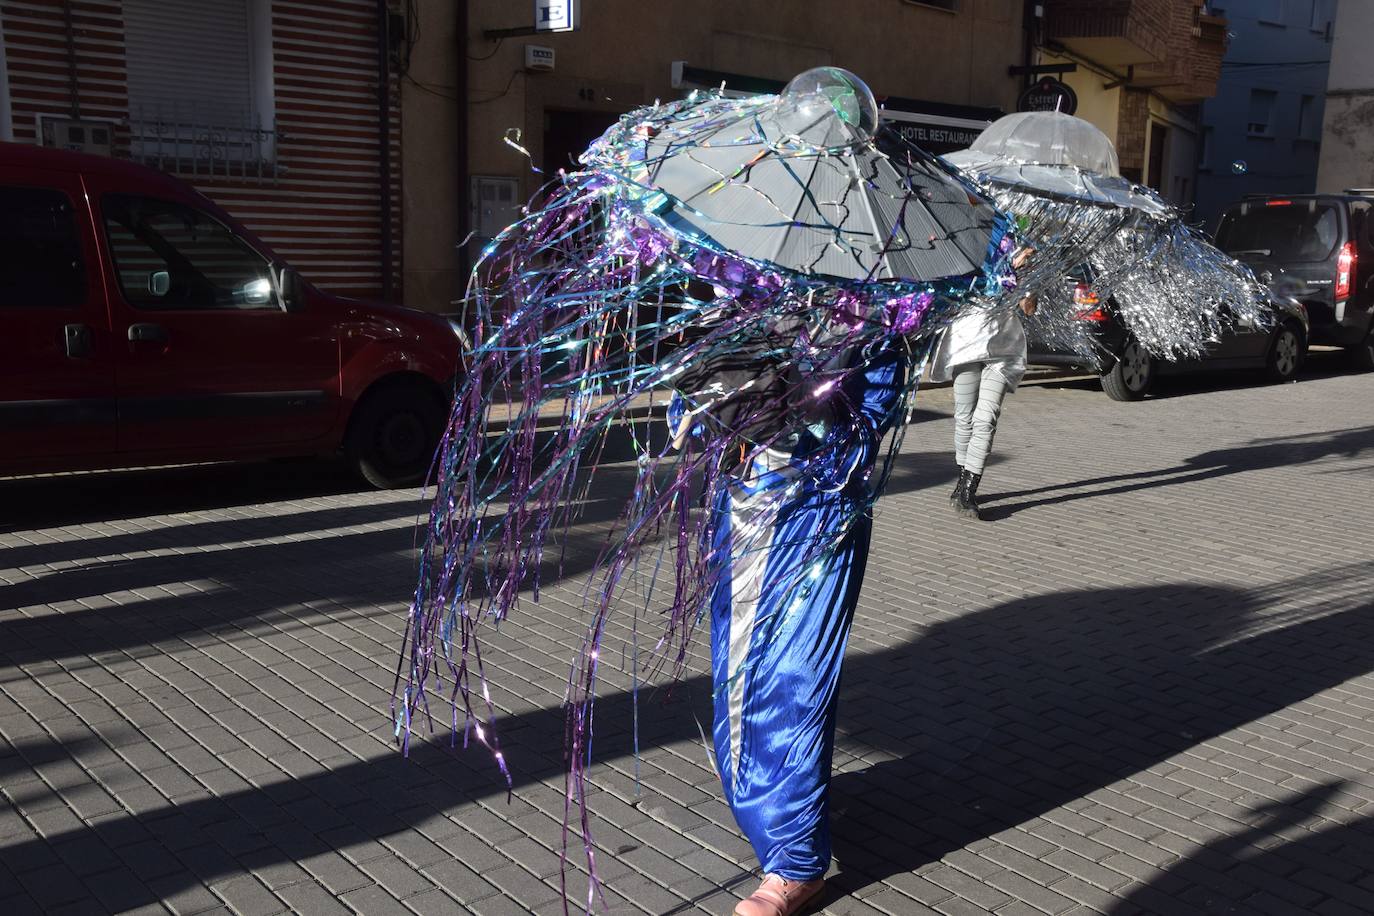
[40,118,114,157]
[525,45,555,72]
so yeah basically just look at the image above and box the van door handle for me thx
[127,323,169,343]
[64,323,93,358]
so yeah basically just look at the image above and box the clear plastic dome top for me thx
[771,67,880,147]
[969,111,1121,176]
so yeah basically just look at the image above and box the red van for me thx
[0,142,461,488]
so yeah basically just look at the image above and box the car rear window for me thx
[1215,202,1341,263]
[0,186,87,308]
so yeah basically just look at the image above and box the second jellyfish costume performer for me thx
[391,69,1242,913]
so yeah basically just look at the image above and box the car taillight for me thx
[1336,241,1356,301]
[1072,283,1106,320]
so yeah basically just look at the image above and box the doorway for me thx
[543,109,620,177]
[1147,122,1169,193]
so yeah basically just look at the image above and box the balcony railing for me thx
[1194,13,1227,46]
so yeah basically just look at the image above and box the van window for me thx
[0,186,87,308]
[1215,203,1340,263]
[102,194,278,311]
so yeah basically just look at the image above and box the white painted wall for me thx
[1326,0,1374,92]
[1317,0,1374,191]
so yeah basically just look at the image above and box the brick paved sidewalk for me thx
[4,356,1374,915]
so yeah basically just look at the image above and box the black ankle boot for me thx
[952,469,984,520]
[950,465,963,505]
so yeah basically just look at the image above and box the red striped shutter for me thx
[0,0,402,302]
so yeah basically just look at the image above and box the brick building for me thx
[0,0,403,302]
[1034,0,1228,207]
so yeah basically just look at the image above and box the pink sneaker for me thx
[732,874,825,916]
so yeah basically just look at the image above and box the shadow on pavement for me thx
[0,460,377,533]
[4,559,1373,912]
[1030,346,1366,401]
[0,460,663,668]
[822,562,1374,907]
[977,425,1374,520]
[1107,781,1374,915]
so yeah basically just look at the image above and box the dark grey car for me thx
[1214,192,1374,369]
[1026,275,1309,402]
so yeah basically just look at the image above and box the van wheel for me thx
[1264,322,1305,382]
[346,381,446,489]
[1100,338,1153,401]
[1349,327,1374,372]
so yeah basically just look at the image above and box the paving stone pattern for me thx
[4,358,1374,915]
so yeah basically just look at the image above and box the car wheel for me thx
[1264,322,1305,382]
[1100,338,1154,401]
[346,380,447,489]
[1349,326,1374,372]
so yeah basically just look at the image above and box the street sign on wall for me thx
[535,0,580,32]
[1017,77,1077,115]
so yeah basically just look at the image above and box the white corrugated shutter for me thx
[123,0,255,126]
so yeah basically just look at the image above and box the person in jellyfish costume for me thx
[391,69,1264,916]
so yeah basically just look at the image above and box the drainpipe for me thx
[63,0,80,118]
[1022,0,1038,90]
[456,0,471,292]
[377,0,394,301]
[0,10,14,142]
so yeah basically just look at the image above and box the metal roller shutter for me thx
[123,0,256,125]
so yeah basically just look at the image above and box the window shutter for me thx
[123,0,257,128]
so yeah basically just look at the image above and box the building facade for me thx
[1032,0,1228,209]
[432,0,1030,272]
[1193,0,1336,227]
[0,2,1233,312]
[1316,0,1373,192]
[0,0,402,302]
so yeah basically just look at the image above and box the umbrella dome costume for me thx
[392,74,1261,912]
[943,110,1271,362]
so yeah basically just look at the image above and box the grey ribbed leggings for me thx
[952,362,1010,476]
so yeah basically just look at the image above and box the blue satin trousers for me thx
[709,472,870,879]
[707,346,903,880]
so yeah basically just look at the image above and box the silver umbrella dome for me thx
[968,110,1121,175]
[581,67,1001,282]
[943,110,1173,217]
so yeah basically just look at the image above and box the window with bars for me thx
[123,0,276,170]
